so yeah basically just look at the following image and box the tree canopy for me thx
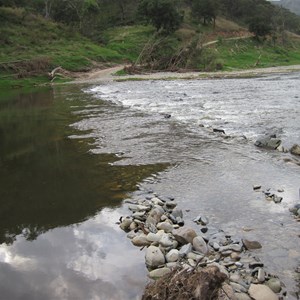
[138,0,182,33]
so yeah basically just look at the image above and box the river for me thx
[0,72,299,299]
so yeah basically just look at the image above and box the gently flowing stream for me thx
[0,72,299,299]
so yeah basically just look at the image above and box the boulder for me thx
[173,227,197,244]
[290,144,300,156]
[248,284,278,300]
[145,246,165,268]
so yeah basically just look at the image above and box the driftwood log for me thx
[142,265,229,300]
[48,66,71,82]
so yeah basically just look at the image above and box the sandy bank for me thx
[73,64,300,84]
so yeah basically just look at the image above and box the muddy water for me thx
[0,72,299,299]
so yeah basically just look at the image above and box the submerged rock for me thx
[290,144,300,156]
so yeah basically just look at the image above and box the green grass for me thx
[0,7,126,90]
[215,38,300,70]
[1,6,300,90]
[102,25,156,62]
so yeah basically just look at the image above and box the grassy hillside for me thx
[1,6,300,91]
[0,7,126,89]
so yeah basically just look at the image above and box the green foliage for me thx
[191,0,219,26]
[138,0,182,33]
[248,17,272,39]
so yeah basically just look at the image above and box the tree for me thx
[138,0,182,33]
[191,0,219,27]
[248,17,272,39]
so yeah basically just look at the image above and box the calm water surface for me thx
[0,73,300,299]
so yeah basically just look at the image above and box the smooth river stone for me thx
[166,249,180,262]
[192,236,208,254]
[157,221,173,233]
[131,234,151,247]
[148,267,171,279]
[242,239,262,250]
[248,284,279,300]
[145,246,165,268]
[173,227,197,244]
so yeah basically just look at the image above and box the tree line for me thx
[1,0,300,39]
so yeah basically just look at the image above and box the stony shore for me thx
[117,190,300,300]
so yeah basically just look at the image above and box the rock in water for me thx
[254,136,281,150]
[242,239,262,250]
[290,144,300,156]
[248,284,279,300]
[145,246,165,268]
[266,278,281,293]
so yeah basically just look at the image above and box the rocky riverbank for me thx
[118,192,291,300]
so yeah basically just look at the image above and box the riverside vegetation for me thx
[1,0,300,90]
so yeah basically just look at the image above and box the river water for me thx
[0,73,300,299]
